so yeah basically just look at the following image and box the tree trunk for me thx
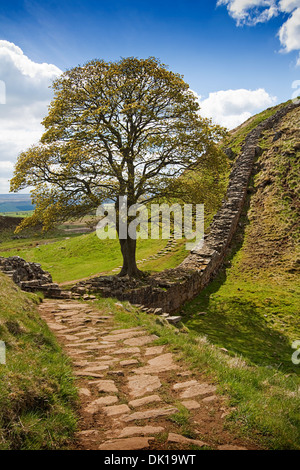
[118,237,142,277]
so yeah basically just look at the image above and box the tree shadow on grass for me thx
[182,274,298,373]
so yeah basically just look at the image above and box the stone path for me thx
[38,299,257,451]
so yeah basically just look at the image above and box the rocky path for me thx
[38,299,256,451]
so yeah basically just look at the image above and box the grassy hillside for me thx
[174,102,300,448]
[0,274,78,449]
[0,232,188,283]
[224,100,291,156]
[182,103,300,364]
[103,298,300,449]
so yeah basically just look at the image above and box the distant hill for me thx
[0,194,34,213]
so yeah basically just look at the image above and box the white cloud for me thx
[278,7,300,52]
[279,0,299,13]
[0,40,62,193]
[196,88,277,129]
[217,0,300,65]
[0,160,14,173]
[0,178,11,194]
[0,41,61,80]
[217,0,279,26]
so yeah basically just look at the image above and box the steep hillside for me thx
[0,274,77,449]
[183,102,300,369]
[177,101,300,449]
[229,101,299,276]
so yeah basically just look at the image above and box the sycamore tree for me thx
[11,57,226,277]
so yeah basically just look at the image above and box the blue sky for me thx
[1,0,298,98]
[0,0,300,192]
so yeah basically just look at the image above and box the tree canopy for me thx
[11,56,227,276]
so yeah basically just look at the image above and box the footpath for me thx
[39,299,257,451]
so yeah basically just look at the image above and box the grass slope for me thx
[0,232,188,283]
[224,100,291,156]
[0,274,78,449]
[178,102,300,448]
[182,104,300,369]
[101,298,300,449]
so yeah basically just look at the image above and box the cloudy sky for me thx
[0,0,299,193]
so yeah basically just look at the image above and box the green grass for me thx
[91,101,300,449]
[0,211,34,218]
[0,232,188,283]
[225,100,291,156]
[100,298,300,450]
[181,274,300,372]
[0,274,78,449]
[169,403,193,437]
[171,101,300,448]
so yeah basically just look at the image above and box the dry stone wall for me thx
[73,101,300,313]
[0,256,68,298]
[2,102,298,311]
